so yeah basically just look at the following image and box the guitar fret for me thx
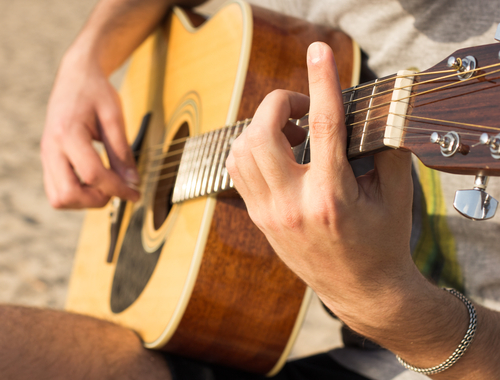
[200,129,221,196]
[207,127,228,194]
[215,124,236,191]
[295,115,309,128]
[344,86,357,126]
[359,79,378,152]
[184,135,203,200]
[190,132,210,199]
[182,137,199,201]
[346,75,397,159]
[173,137,194,202]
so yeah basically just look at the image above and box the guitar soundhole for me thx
[109,122,190,314]
[153,122,189,229]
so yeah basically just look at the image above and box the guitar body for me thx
[66,1,358,374]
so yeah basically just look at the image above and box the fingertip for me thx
[307,42,325,65]
[124,167,140,186]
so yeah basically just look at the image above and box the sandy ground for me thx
[0,0,341,359]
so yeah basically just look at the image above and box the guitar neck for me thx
[171,119,250,203]
[172,71,415,203]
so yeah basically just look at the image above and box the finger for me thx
[63,124,140,202]
[246,90,309,191]
[307,42,357,195]
[41,140,110,208]
[96,86,140,187]
[226,131,271,204]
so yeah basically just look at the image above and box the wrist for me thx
[60,36,102,74]
[323,273,470,370]
[318,256,423,328]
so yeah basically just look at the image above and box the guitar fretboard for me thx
[172,72,412,203]
[171,119,250,203]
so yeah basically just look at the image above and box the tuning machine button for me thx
[454,175,498,220]
[479,133,500,159]
[495,23,500,42]
[430,131,468,157]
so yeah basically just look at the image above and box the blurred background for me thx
[0,0,341,358]
[0,0,100,308]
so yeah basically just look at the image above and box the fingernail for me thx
[127,182,140,192]
[124,168,140,186]
[308,42,323,64]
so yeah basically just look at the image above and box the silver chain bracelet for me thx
[396,288,477,376]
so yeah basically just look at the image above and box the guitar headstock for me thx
[401,43,500,177]
[393,42,500,220]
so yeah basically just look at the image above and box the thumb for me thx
[374,149,413,202]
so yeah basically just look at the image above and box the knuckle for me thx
[246,124,267,146]
[225,153,237,176]
[99,107,123,130]
[310,198,343,231]
[50,186,75,209]
[80,168,103,187]
[49,196,65,209]
[278,203,304,231]
[309,113,336,136]
[230,135,245,156]
[254,200,304,234]
[264,89,286,102]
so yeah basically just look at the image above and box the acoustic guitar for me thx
[66,0,500,375]
[66,1,357,375]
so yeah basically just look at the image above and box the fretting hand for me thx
[226,41,417,325]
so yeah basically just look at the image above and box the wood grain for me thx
[403,44,500,176]
[163,4,355,374]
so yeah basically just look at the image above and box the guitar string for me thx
[147,117,492,204]
[343,68,464,107]
[135,125,243,173]
[339,63,498,96]
[126,63,500,202]
[150,104,499,180]
[138,110,500,187]
[130,63,498,157]
[138,71,500,177]
[345,65,500,122]
[342,60,500,108]
[131,62,500,169]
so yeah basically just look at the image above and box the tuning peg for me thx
[454,175,498,220]
[430,131,469,156]
[446,55,476,80]
[479,133,500,159]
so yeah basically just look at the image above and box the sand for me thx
[0,0,100,308]
[0,0,341,359]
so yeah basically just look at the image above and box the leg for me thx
[0,305,171,380]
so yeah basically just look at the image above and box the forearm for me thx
[321,270,500,379]
[66,0,206,75]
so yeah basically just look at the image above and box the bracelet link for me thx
[396,288,477,376]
